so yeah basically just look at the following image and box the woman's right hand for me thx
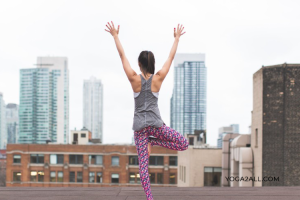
[174,24,186,39]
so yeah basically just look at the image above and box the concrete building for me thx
[19,57,69,144]
[83,77,103,141]
[252,63,300,186]
[6,143,178,187]
[217,124,239,148]
[0,93,6,149]
[70,127,93,145]
[6,103,19,144]
[177,133,222,187]
[221,133,252,187]
[170,53,207,136]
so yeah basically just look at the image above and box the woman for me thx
[105,21,189,200]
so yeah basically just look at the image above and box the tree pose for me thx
[105,21,188,200]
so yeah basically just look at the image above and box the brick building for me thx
[6,143,178,187]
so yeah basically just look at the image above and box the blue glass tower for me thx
[170,53,207,135]
[19,57,69,144]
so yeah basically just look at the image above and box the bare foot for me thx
[148,142,151,157]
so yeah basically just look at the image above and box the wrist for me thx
[113,34,119,39]
[175,37,180,41]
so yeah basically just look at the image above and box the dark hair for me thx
[138,50,155,78]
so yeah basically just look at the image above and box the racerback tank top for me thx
[132,74,164,131]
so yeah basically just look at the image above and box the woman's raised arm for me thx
[105,21,137,82]
[156,24,186,81]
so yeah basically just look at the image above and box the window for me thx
[77,172,83,182]
[89,172,95,183]
[69,155,83,164]
[129,172,135,183]
[129,156,139,165]
[111,173,119,183]
[57,172,63,182]
[149,156,164,165]
[50,154,64,164]
[111,156,119,166]
[13,172,21,182]
[31,171,44,182]
[169,173,176,184]
[149,173,155,184]
[136,173,141,184]
[204,167,221,186]
[38,171,44,182]
[184,166,186,183]
[13,155,21,163]
[255,128,258,147]
[89,155,103,165]
[69,172,75,182]
[189,137,194,145]
[169,156,177,166]
[31,171,37,181]
[50,171,56,182]
[30,154,44,163]
[157,173,163,184]
[81,133,86,138]
[96,172,102,183]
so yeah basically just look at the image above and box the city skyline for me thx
[0,0,299,146]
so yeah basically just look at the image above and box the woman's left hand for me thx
[105,21,119,37]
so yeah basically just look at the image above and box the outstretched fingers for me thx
[107,22,113,29]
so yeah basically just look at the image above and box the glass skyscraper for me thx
[83,76,103,141]
[6,103,19,144]
[0,93,6,149]
[19,57,69,144]
[170,53,207,136]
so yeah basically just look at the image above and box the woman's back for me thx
[132,74,164,131]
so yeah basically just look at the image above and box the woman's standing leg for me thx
[134,128,154,200]
[148,124,189,150]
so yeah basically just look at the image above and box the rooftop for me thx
[0,186,299,200]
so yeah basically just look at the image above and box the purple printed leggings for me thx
[134,123,189,200]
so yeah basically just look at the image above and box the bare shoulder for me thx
[130,73,142,93]
[153,72,163,83]
[151,73,163,92]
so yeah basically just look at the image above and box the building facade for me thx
[177,133,222,187]
[19,57,69,144]
[83,77,103,141]
[170,53,207,136]
[0,149,6,186]
[6,103,19,144]
[6,143,178,187]
[0,93,6,149]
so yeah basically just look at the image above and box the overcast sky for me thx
[0,0,299,146]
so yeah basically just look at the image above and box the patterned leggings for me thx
[133,123,189,200]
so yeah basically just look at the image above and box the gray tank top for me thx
[132,74,164,131]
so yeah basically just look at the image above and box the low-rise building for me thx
[6,143,178,187]
[177,134,222,187]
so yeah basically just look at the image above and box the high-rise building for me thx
[0,93,6,149]
[217,124,239,148]
[6,103,19,144]
[83,77,103,141]
[170,53,207,136]
[19,57,69,144]
[252,63,300,186]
